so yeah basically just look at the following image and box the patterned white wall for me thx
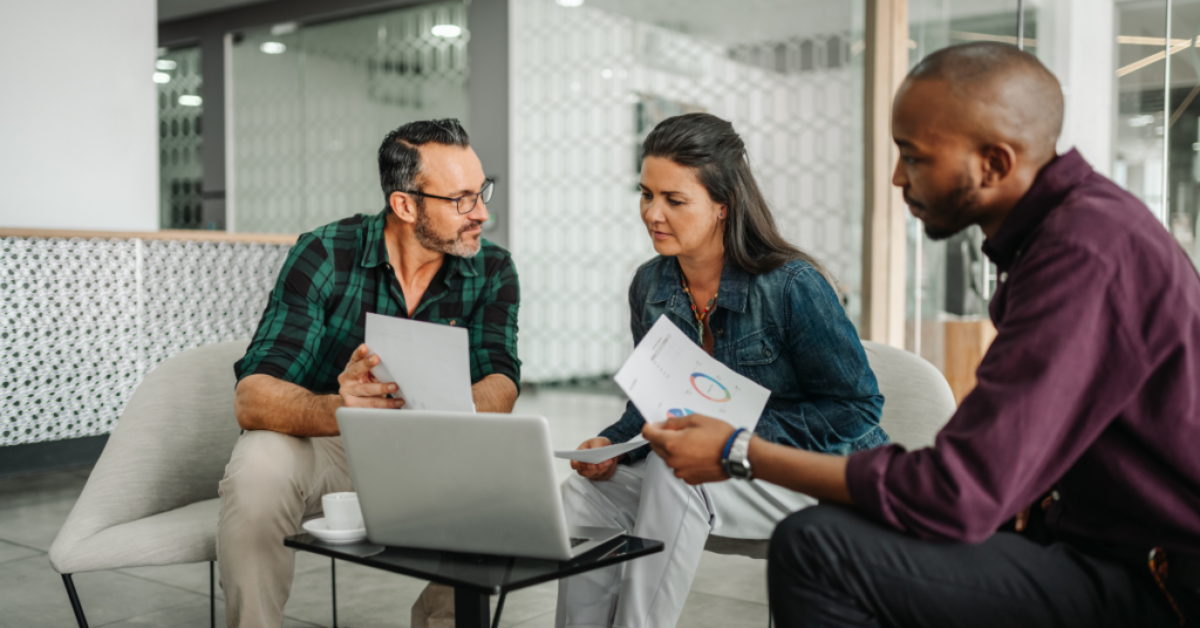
[230,2,470,234]
[511,0,862,381]
[0,237,289,446]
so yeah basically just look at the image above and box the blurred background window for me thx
[509,0,867,381]
[227,1,470,234]
[157,45,206,230]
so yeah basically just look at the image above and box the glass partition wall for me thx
[156,45,206,230]
[1116,0,1200,265]
[228,2,470,234]
[510,0,866,381]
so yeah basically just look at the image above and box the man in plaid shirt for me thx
[218,119,520,628]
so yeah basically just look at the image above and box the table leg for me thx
[453,586,490,628]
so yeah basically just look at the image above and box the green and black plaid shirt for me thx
[235,209,520,393]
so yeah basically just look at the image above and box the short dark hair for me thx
[907,42,1063,157]
[641,112,833,282]
[378,118,471,201]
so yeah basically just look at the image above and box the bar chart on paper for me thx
[615,315,771,431]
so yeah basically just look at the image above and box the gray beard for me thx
[414,207,482,258]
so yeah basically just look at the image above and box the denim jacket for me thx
[599,256,889,463]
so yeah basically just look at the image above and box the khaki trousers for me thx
[216,429,454,628]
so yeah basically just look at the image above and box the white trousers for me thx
[555,453,816,628]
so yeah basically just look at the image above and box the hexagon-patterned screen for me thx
[157,46,206,230]
[0,237,289,446]
[229,2,469,234]
[511,0,864,381]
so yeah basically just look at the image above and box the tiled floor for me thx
[0,389,770,627]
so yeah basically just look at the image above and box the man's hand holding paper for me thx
[556,316,771,465]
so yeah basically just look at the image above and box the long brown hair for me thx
[641,113,833,283]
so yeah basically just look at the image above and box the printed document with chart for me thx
[555,315,771,463]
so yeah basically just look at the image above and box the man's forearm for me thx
[749,437,855,505]
[472,374,518,413]
[235,374,342,436]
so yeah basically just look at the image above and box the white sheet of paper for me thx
[364,313,475,413]
[554,437,648,464]
[614,315,770,432]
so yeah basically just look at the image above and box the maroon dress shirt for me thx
[846,149,1200,558]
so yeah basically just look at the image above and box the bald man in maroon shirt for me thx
[643,42,1200,627]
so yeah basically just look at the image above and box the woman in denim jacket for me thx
[556,113,888,628]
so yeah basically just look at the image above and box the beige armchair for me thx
[49,341,248,627]
[704,340,958,558]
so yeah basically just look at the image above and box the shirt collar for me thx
[359,208,478,278]
[649,257,750,314]
[982,148,1093,270]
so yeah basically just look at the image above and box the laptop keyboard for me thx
[570,537,589,548]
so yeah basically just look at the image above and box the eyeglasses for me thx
[401,179,495,215]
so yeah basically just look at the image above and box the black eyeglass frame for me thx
[399,178,495,215]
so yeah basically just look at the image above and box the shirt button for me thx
[1051,490,1061,501]
[999,272,1008,282]
[764,347,772,357]
[714,328,724,338]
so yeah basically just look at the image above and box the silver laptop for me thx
[336,408,624,561]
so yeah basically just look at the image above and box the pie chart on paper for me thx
[690,373,732,402]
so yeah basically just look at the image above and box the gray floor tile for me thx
[0,554,203,628]
[678,590,770,628]
[96,596,320,628]
[0,538,41,565]
[284,559,429,627]
[0,467,90,511]
[0,494,78,551]
[494,581,558,627]
[690,551,769,605]
[118,561,221,599]
[504,609,556,628]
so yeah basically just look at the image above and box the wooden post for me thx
[944,319,998,404]
[861,0,909,347]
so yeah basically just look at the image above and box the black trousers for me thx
[768,504,1196,627]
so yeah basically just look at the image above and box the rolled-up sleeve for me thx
[234,233,332,387]
[469,252,521,389]
[846,241,1140,543]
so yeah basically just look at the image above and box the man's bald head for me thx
[904,42,1063,163]
[891,43,1066,240]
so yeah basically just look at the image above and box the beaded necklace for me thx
[680,273,718,346]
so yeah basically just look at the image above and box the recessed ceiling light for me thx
[179,95,203,107]
[153,72,171,84]
[556,0,584,6]
[1129,114,1156,128]
[270,22,298,36]
[260,41,287,54]
[155,59,177,71]
[431,24,462,38]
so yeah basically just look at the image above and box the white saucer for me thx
[302,518,368,544]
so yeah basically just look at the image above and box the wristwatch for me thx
[722,429,754,480]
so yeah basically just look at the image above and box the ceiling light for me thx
[1129,114,1156,127]
[179,95,203,107]
[260,41,287,54]
[556,0,585,6]
[271,22,298,36]
[153,72,171,84]
[431,24,462,38]
[155,59,177,71]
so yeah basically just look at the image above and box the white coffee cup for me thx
[322,492,364,531]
